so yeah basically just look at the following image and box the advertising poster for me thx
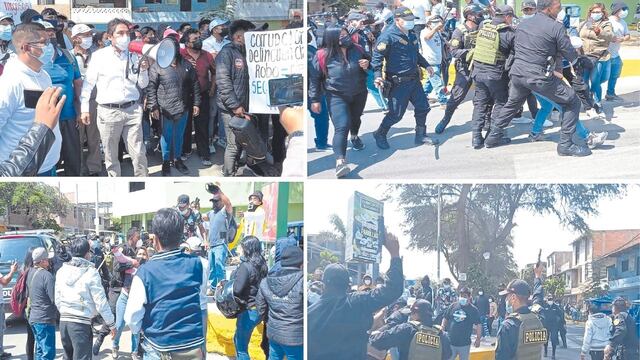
[345,191,385,263]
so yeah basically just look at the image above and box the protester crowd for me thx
[0,8,303,177]
[308,0,633,177]
[308,253,638,360]
[0,184,303,360]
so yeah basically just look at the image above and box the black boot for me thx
[161,161,171,176]
[484,128,511,148]
[435,108,454,134]
[415,126,439,145]
[472,132,484,149]
[373,125,391,149]
[174,159,190,174]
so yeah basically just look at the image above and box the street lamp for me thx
[483,252,491,279]
[483,252,491,261]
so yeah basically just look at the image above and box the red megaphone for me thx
[128,39,175,69]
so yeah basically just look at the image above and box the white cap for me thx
[0,12,12,22]
[71,24,92,38]
[35,20,55,30]
[209,18,229,31]
[186,236,202,251]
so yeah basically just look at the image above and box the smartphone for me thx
[23,89,44,109]
[268,75,303,107]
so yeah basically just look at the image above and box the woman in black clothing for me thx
[309,27,370,178]
[232,236,268,360]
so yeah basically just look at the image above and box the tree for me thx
[201,0,236,21]
[544,277,567,299]
[109,217,122,233]
[0,182,70,230]
[388,184,625,291]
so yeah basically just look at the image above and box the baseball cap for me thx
[35,20,55,30]
[71,24,92,38]
[411,299,434,318]
[163,28,179,39]
[186,236,202,251]
[177,194,190,206]
[611,2,629,15]
[521,1,537,10]
[347,12,367,21]
[495,4,517,17]
[393,6,416,20]
[499,279,532,297]
[209,18,229,31]
[0,12,12,23]
[32,247,49,263]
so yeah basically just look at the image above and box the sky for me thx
[306,182,640,281]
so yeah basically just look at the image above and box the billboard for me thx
[345,191,385,263]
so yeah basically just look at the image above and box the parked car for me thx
[0,230,61,316]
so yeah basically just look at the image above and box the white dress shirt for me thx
[202,36,229,55]
[80,45,149,113]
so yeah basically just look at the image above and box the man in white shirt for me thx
[373,2,394,29]
[0,22,62,176]
[402,0,430,36]
[421,15,448,106]
[606,2,631,102]
[80,18,149,177]
[202,18,229,59]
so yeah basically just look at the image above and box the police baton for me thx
[375,82,388,111]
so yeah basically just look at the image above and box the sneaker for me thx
[131,354,140,360]
[174,159,190,175]
[202,159,213,167]
[350,136,365,151]
[336,162,350,178]
[111,347,119,359]
[511,116,533,124]
[543,119,553,128]
[586,131,607,149]
[605,94,624,102]
[528,132,545,142]
[161,161,171,177]
[180,155,188,161]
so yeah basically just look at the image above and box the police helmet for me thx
[463,5,483,20]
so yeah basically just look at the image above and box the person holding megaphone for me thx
[79,18,152,177]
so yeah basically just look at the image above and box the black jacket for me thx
[308,257,404,360]
[255,267,303,346]
[309,46,369,103]
[233,260,267,309]
[147,60,201,120]
[215,42,249,113]
[0,123,54,177]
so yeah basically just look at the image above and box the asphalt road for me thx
[307,76,640,180]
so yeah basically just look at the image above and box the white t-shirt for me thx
[420,29,444,65]
[403,0,430,24]
[431,3,446,19]
[608,17,629,58]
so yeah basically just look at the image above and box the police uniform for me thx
[434,5,483,134]
[609,298,640,359]
[495,278,547,360]
[485,11,590,157]
[371,6,437,149]
[540,299,564,358]
[469,5,516,149]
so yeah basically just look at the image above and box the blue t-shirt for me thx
[207,209,229,247]
[50,49,81,121]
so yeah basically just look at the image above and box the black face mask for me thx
[339,35,353,48]
[219,29,229,38]
[247,203,257,212]
[192,39,203,50]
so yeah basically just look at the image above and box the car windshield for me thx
[0,237,43,264]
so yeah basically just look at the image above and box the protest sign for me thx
[0,0,30,24]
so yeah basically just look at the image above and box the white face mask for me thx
[114,34,130,51]
[80,37,93,50]
[618,9,629,18]
[522,13,534,19]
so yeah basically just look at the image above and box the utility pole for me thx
[95,183,100,234]
[437,184,441,281]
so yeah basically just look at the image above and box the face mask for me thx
[506,295,514,313]
[402,20,415,30]
[32,43,54,66]
[247,202,257,212]
[180,207,190,216]
[136,256,146,264]
[114,35,130,51]
[443,284,451,290]
[136,239,143,248]
[459,297,468,306]
[478,291,483,296]
[80,37,93,49]
[473,16,483,25]
[0,25,11,41]
[618,9,628,18]
[338,35,353,48]
[46,19,58,29]
[347,25,358,35]
[557,9,566,22]
[522,14,534,19]
[219,28,229,38]
[104,39,111,47]
[192,39,203,51]
[590,13,603,21]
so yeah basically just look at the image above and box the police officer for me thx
[605,297,639,360]
[371,6,439,149]
[495,264,547,360]
[468,4,516,149]
[485,0,591,157]
[434,4,483,135]
[541,295,564,359]
[369,299,452,360]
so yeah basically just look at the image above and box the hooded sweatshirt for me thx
[0,57,61,173]
[581,312,612,353]
[54,257,115,327]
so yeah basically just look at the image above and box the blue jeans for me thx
[160,112,188,161]
[234,309,261,360]
[37,167,57,176]
[423,64,448,104]
[583,59,611,105]
[366,69,386,110]
[606,56,623,96]
[114,291,139,353]
[31,323,56,360]
[268,341,303,360]
[531,93,589,140]
[308,95,330,147]
[141,341,205,360]
[208,244,227,290]
[480,315,489,337]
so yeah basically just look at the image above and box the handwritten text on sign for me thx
[245,28,305,114]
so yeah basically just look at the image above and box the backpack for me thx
[226,214,238,244]
[10,269,29,316]
[214,268,245,319]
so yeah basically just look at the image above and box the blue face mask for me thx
[522,14,534,19]
[591,13,603,21]
[459,297,468,306]
[32,43,54,66]
[402,20,415,31]
[0,25,12,41]
[104,39,112,47]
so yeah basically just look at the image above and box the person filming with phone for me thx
[0,22,62,176]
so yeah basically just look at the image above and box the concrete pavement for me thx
[307,75,640,180]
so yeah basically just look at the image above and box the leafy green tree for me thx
[0,182,69,230]
[388,184,625,289]
[201,0,236,21]
[544,277,567,299]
